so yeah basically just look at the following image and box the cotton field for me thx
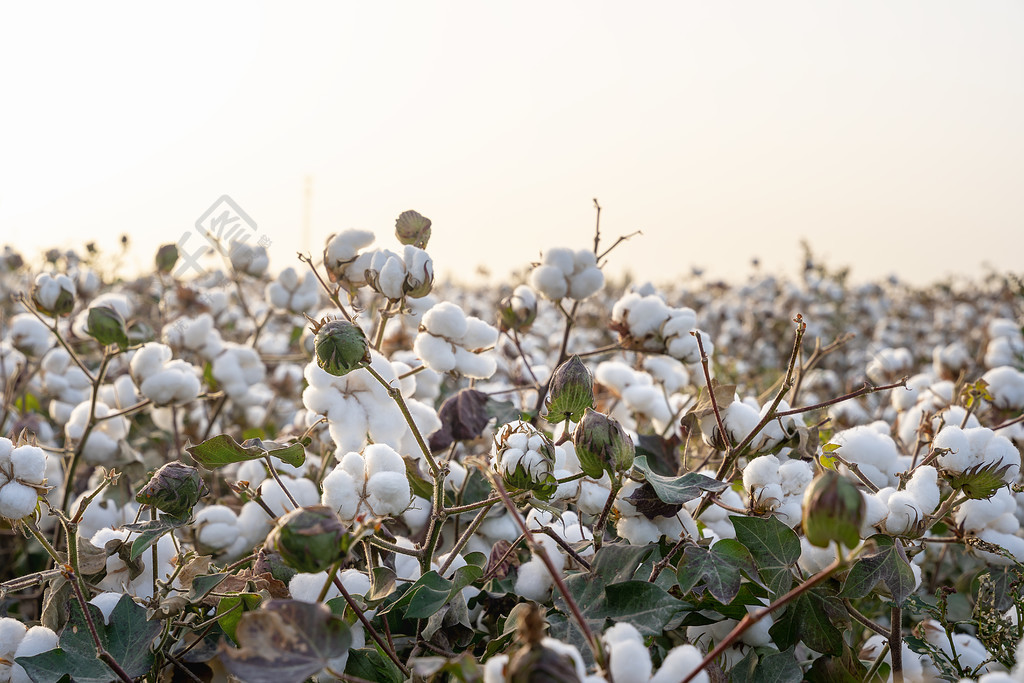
[0,218,1023,683]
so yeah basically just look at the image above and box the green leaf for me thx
[731,647,802,683]
[382,565,482,620]
[731,515,800,598]
[217,593,263,642]
[220,600,352,683]
[18,595,162,683]
[188,572,229,602]
[404,456,434,500]
[676,539,755,603]
[347,646,404,683]
[602,581,684,635]
[840,535,916,606]
[123,514,191,560]
[805,642,872,683]
[187,434,305,470]
[769,585,846,655]
[632,455,728,504]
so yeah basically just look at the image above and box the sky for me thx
[1,1,1022,286]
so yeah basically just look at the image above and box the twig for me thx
[774,378,909,418]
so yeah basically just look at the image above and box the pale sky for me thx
[1,1,1022,286]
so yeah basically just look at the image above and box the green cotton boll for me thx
[572,408,635,480]
[543,355,594,424]
[265,505,350,574]
[313,319,371,377]
[136,462,209,518]
[802,470,865,549]
[86,305,129,348]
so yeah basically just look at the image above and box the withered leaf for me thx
[220,600,352,683]
[429,388,491,452]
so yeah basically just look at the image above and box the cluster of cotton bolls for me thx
[321,443,412,522]
[128,342,201,405]
[594,361,677,434]
[266,267,320,314]
[529,247,605,301]
[413,301,499,378]
[610,292,712,369]
[830,423,910,490]
[954,488,1024,565]
[863,465,941,537]
[302,350,439,460]
[985,319,1024,369]
[193,503,271,559]
[64,400,130,465]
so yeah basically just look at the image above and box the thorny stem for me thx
[681,557,844,683]
[331,574,411,676]
[486,473,606,670]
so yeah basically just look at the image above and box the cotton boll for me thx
[617,515,663,545]
[89,592,123,624]
[651,644,708,683]
[363,444,405,478]
[569,266,604,300]
[884,492,924,536]
[0,618,26,681]
[10,445,46,485]
[9,626,58,683]
[531,264,569,300]
[605,635,653,683]
[402,495,431,532]
[862,492,889,536]
[905,466,940,514]
[798,537,839,575]
[290,571,339,603]
[514,558,554,601]
[365,471,411,517]
[983,366,1024,411]
[462,317,499,350]
[743,455,781,490]
[778,459,814,497]
[578,478,613,516]
[413,333,457,373]
[0,481,39,520]
[421,302,468,339]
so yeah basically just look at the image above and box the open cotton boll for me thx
[89,592,124,625]
[604,625,653,683]
[905,466,940,514]
[363,443,406,478]
[195,505,242,551]
[421,302,468,339]
[290,571,340,603]
[65,401,128,465]
[7,313,52,357]
[212,344,266,399]
[743,455,781,490]
[365,471,411,517]
[531,266,568,301]
[260,476,319,516]
[831,425,902,489]
[514,558,555,601]
[884,492,924,536]
[0,618,27,680]
[651,644,708,683]
[325,229,375,270]
[9,626,59,683]
[983,366,1024,411]
[611,293,672,340]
